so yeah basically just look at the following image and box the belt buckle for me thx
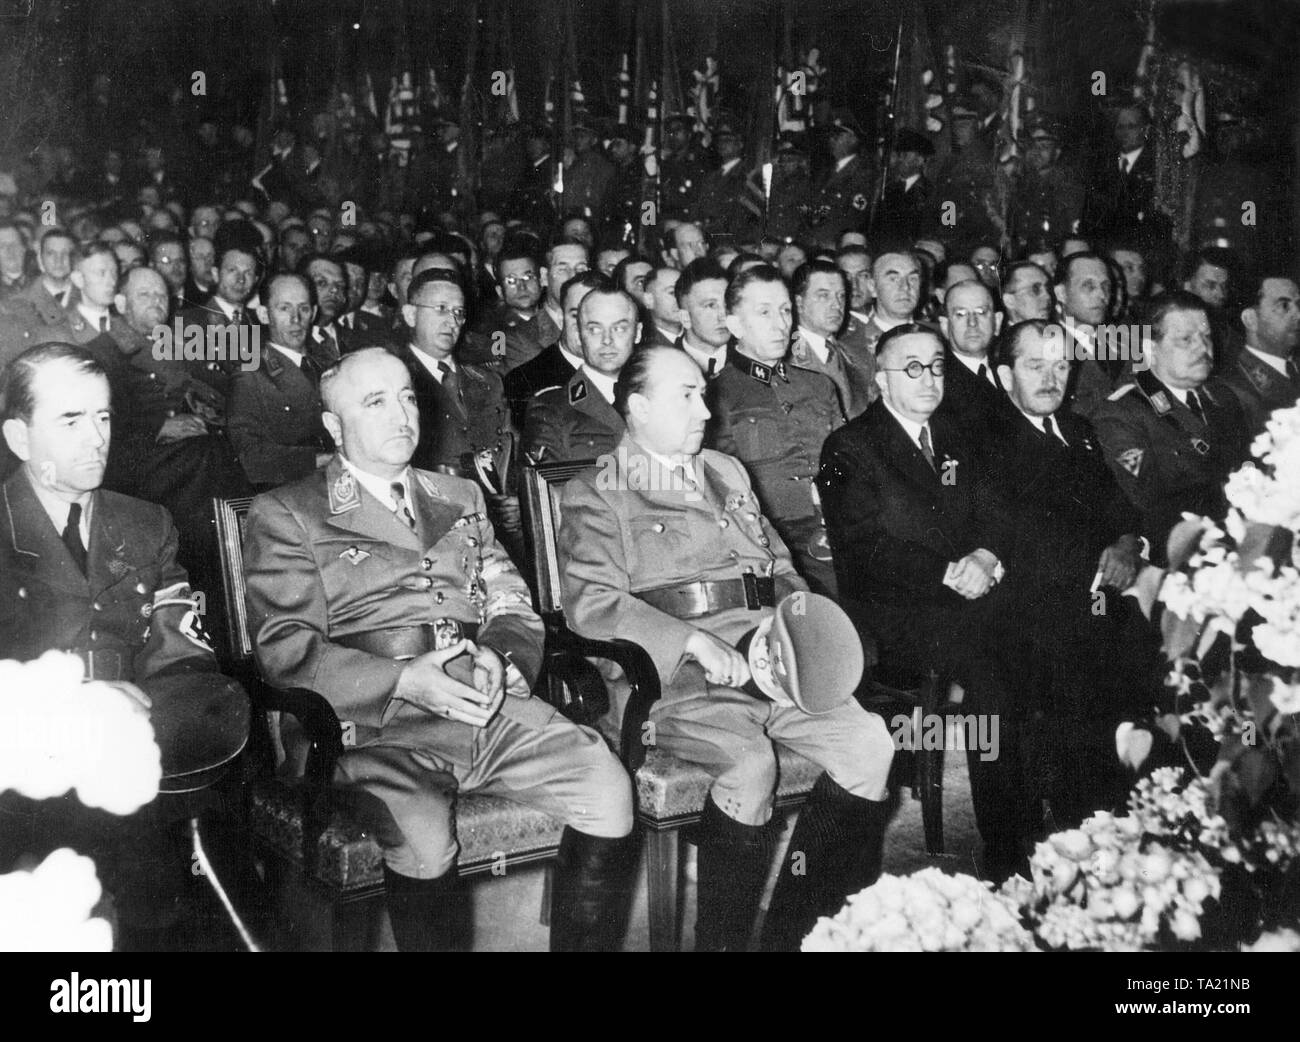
[432,618,464,650]
[742,572,762,610]
[86,649,123,682]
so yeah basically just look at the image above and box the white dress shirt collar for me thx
[269,342,306,366]
[77,302,110,328]
[582,366,618,403]
[681,337,727,373]
[952,350,993,381]
[1245,346,1290,377]
[880,398,933,455]
[835,155,856,174]
[720,157,742,176]
[341,456,411,513]
[797,327,830,363]
[28,472,92,546]
[410,344,453,381]
[558,342,585,371]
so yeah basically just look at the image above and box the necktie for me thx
[1185,389,1206,424]
[706,356,718,377]
[1119,155,1130,175]
[1286,359,1300,387]
[300,354,322,386]
[977,363,990,386]
[1043,414,1067,447]
[231,306,245,325]
[438,361,462,406]
[62,502,88,575]
[98,315,109,333]
[918,427,936,470]
[390,482,417,530]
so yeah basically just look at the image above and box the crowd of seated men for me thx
[1,102,1296,952]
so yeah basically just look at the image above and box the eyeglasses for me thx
[950,306,992,322]
[880,359,945,379]
[502,273,537,287]
[410,302,468,323]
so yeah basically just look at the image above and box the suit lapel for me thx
[87,492,133,595]
[877,408,940,495]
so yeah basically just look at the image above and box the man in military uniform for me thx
[85,266,251,581]
[659,114,706,218]
[229,273,333,489]
[790,259,876,420]
[241,347,634,951]
[563,120,617,232]
[932,98,1003,257]
[766,135,813,243]
[560,344,894,951]
[505,240,587,370]
[806,109,875,249]
[1209,272,1300,436]
[505,271,608,430]
[0,342,250,949]
[1093,292,1250,564]
[509,125,559,240]
[835,244,876,359]
[872,128,933,246]
[397,269,520,557]
[1001,261,1055,324]
[1008,116,1084,255]
[604,124,644,246]
[523,285,633,464]
[691,117,757,246]
[709,265,845,596]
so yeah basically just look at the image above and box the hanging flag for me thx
[688,55,720,145]
[800,47,826,125]
[617,52,633,126]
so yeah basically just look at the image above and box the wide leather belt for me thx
[334,620,480,660]
[75,648,127,683]
[635,575,776,619]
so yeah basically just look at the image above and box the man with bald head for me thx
[85,265,250,576]
[523,285,635,463]
[937,279,1005,437]
[819,324,1026,881]
[228,273,333,488]
[561,344,896,950]
[242,346,634,950]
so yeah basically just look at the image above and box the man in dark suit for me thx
[937,279,1005,440]
[397,269,520,558]
[301,255,359,366]
[1053,252,1120,420]
[241,347,633,951]
[818,324,1027,880]
[523,286,634,464]
[640,265,684,348]
[1082,102,1169,244]
[1210,272,1300,437]
[0,342,249,950]
[674,258,729,378]
[506,270,608,433]
[986,320,1161,827]
[229,273,332,489]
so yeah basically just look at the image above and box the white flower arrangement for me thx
[0,651,162,951]
[801,868,1036,952]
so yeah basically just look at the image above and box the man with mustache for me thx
[241,346,635,951]
[983,320,1158,827]
[1093,292,1251,564]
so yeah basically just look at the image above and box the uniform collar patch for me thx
[569,378,588,403]
[1117,447,1144,476]
[329,468,361,513]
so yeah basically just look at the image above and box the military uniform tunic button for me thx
[652,523,665,533]
[92,601,103,611]
[758,536,770,547]
[421,558,433,570]
[435,591,445,604]
[284,404,291,411]
[135,582,148,594]
[89,629,98,642]
[746,512,758,521]
[718,518,729,529]
[422,577,434,589]
[17,587,26,599]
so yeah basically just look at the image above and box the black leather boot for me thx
[383,865,458,952]
[760,772,891,952]
[549,827,636,952]
[693,796,780,952]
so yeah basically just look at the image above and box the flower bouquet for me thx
[802,867,1036,952]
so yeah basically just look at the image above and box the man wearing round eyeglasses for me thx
[819,323,1025,882]
[937,279,1005,438]
[523,286,637,463]
[398,270,519,548]
[477,243,542,339]
[505,240,589,370]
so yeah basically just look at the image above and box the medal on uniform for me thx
[1190,437,1210,456]
[1148,390,1172,415]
